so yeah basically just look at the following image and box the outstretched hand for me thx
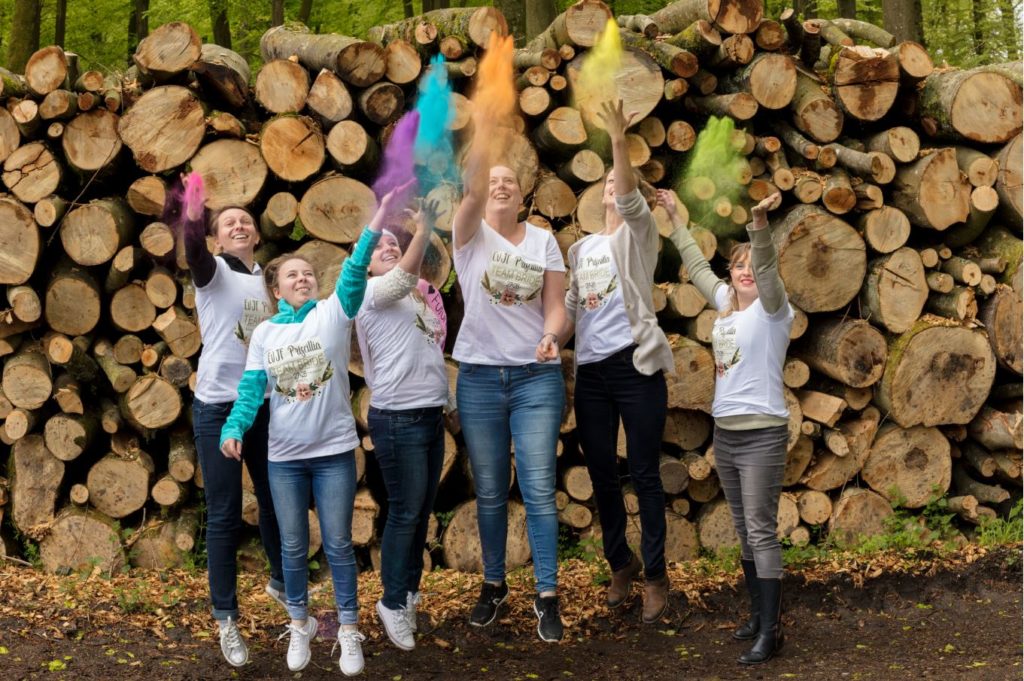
[182,172,206,222]
[656,189,681,222]
[372,178,418,232]
[596,99,637,141]
[415,198,443,235]
[749,189,778,227]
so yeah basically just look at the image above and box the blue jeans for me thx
[268,452,359,624]
[575,346,668,580]
[457,362,564,594]
[368,405,445,610]
[193,397,283,622]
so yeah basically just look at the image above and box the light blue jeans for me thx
[457,362,564,594]
[268,452,358,624]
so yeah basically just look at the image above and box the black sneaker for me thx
[469,581,509,627]
[533,595,564,643]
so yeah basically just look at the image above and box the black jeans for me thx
[368,405,445,610]
[575,345,668,580]
[193,397,283,621]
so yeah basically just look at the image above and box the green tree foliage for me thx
[0,0,1019,75]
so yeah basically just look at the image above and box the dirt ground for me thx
[0,547,1020,681]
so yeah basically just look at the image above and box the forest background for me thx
[1,0,1021,77]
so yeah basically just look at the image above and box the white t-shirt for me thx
[356,273,449,410]
[453,220,565,366]
[194,257,273,404]
[572,234,634,365]
[710,286,794,420]
[245,295,359,462]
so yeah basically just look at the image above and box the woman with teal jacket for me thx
[220,186,407,677]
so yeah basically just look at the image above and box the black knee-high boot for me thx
[738,578,783,665]
[732,560,760,640]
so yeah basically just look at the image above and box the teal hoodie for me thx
[219,227,381,448]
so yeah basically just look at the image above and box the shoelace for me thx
[388,608,413,638]
[221,619,244,650]
[331,630,367,657]
[278,622,310,652]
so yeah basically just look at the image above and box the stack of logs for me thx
[0,0,1021,575]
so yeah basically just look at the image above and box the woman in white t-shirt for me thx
[664,190,791,666]
[451,134,567,641]
[558,100,674,624]
[356,201,450,651]
[219,187,406,676]
[178,175,283,668]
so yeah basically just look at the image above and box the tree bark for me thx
[7,0,42,73]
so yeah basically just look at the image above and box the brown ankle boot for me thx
[606,555,642,608]
[642,575,669,623]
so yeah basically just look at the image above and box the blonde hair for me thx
[263,253,312,302]
[720,242,752,318]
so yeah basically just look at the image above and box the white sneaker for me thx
[278,616,317,672]
[405,591,421,633]
[265,584,288,611]
[218,617,249,667]
[335,629,366,676]
[376,599,415,651]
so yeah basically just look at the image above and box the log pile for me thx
[0,4,1020,574]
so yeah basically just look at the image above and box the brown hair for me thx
[721,242,753,318]
[207,205,257,236]
[263,253,312,303]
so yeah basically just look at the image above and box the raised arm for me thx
[599,99,638,198]
[337,183,412,317]
[748,192,787,315]
[660,189,725,308]
[180,172,216,287]
[370,200,438,309]
[452,133,490,250]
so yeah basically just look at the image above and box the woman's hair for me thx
[263,252,311,303]
[720,242,753,318]
[207,205,257,236]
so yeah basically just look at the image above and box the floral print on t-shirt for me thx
[267,337,335,403]
[481,249,544,306]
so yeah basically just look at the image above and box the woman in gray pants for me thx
[661,190,792,665]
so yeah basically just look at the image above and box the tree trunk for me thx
[774,204,866,312]
[259,115,326,183]
[790,72,844,143]
[39,507,125,574]
[828,487,893,547]
[3,142,62,204]
[525,0,559,44]
[60,198,133,267]
[918,67,1023,144]
[665,335,715,413]
[298,176,377,244]
[876,315,997,428]
[189,139,269,211]
[697,498,738,552]
[978,285,1022,375]
[993,134,1023,225]
[9,434,63,536]
[795,318,887,388]
[45,264,102,336]
[881,0,923,44]
[8,0,42,73]
[192,44,250,109]
[863,424,951,507]
[209,0,232,47]
[969,405,1023,450]
[859,247,928,333]
[889,149,971,231]
[262,23,387,88]
[118,86,205,173]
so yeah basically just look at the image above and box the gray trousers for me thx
[713,424,788,579]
